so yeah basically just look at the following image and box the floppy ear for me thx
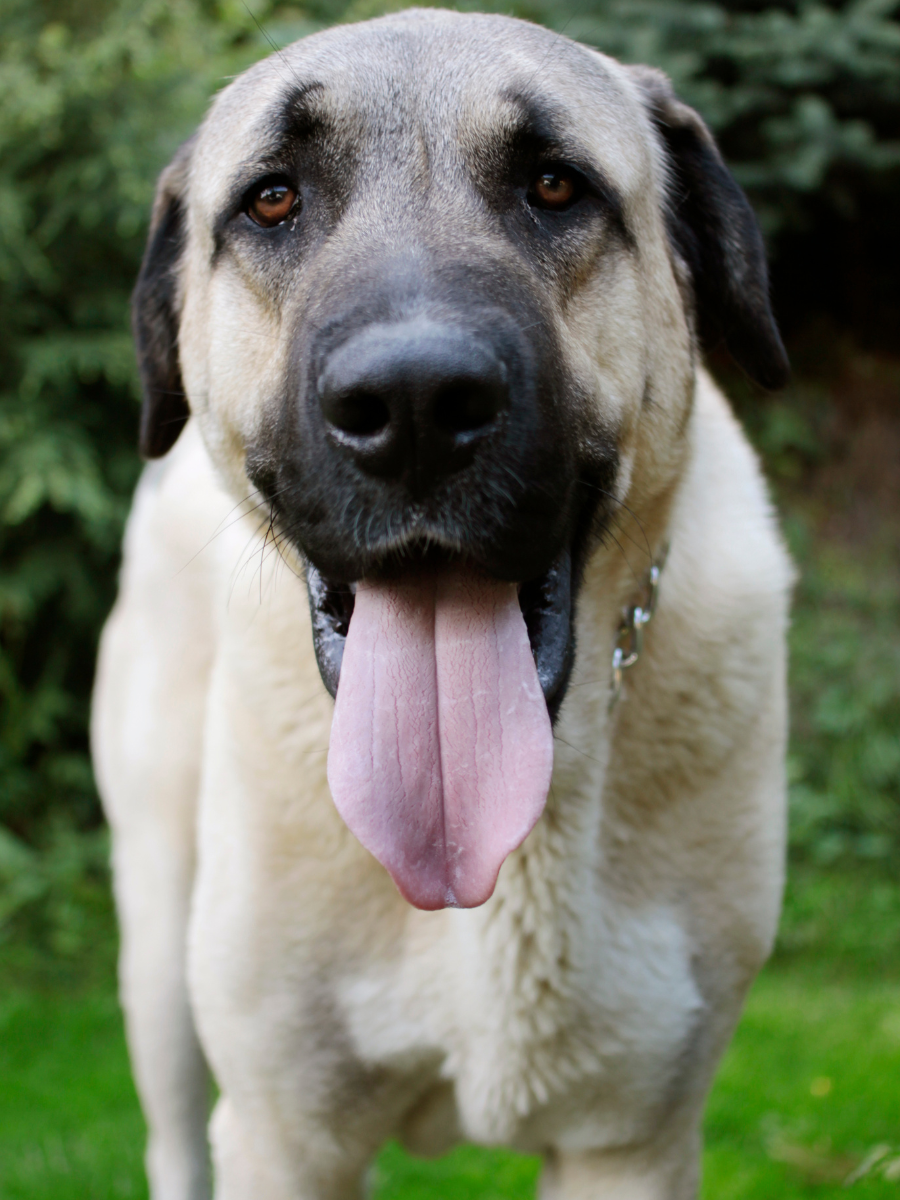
[628,66,789,390]
[132,136,195,459]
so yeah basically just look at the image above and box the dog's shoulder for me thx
[605,369,793,808]
[92,424,232,818]
[120,421,232,583]
[676,368,795,619]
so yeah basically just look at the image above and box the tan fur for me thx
[93,12,792,1200]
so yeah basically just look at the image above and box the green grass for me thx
[3,948,900,1199]
[702,969,900,1196]
[0,986,145,1198]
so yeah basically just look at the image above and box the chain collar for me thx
[609,543,669,710]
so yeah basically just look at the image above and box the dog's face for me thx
[133,10,787,909]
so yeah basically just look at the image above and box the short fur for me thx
[93,12,792,1200]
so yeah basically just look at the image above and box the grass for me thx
[3,919,900,1200]
[0,987,145,1199]
[702,967,900,1196]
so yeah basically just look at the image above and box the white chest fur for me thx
[336,823,705,1151]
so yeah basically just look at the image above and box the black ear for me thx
[629,67,790,390]
[132,137,195,459]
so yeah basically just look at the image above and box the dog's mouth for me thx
[307,547,574,911]
[307,547,574,714]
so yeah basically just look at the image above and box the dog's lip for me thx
[306,547,575,722]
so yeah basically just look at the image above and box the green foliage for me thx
[0,0,251,833]
[542,0,900,233]
[1,0,899,952]
[0,821,111,959]
[779,865,900,960]
[789,541,900,868]
[728,348,900,875]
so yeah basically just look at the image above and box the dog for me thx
[92,10,793,1199]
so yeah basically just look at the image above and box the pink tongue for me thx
[326,568,553,909]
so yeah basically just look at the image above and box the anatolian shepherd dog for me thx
[92,10,793,1200]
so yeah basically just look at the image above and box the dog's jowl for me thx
[92,11,792,1200]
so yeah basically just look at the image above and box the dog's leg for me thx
[540,1134,701,1200]
[193,929,400,1200]
[113,825,211,1200]
[93,440,224,1200]
[98,629,213,1200]
[208,1096,375,1200]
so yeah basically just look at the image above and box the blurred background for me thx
[0,0,898,1196]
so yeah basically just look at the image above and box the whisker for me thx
[521,16,577,93]
[259,515,276,604]
[241,2,305,93]
[609,509,654,567]
[269,526,304,581]
[576,479,653,566]
[603,527,643,591]
[226,512,277,608]
[552,732,602,767]
[177,486,292,576]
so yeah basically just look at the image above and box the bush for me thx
[0,0,260,950]
[790,542,900,868]
[0,1,265,829]
[729,345,900,877]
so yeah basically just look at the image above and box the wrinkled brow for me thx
[496,89,627,225]
[268,81,329,144]
[217,83,331,220]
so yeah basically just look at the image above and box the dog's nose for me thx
[318,320,508,489]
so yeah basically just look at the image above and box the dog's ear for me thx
[132,136,195,458]
[628,66,789,390]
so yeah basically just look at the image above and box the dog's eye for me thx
[529,168,581,212]
[247,180,298,227]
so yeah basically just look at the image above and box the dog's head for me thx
[133,10,787,910]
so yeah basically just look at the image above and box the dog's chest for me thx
[337,807,704,1151]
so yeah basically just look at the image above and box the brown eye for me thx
[531,169,578,210]
[248,181,297,227]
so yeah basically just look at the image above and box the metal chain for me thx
[609,543,669,710]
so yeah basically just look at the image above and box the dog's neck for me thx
[609,544,669,709]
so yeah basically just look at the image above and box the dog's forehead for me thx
[191,11,653,211]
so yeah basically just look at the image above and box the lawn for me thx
[2,942,900,1199]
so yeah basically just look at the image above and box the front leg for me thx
[541,1130,701,1200]
[189,853,407,1200]
[187,727,417,1199]
[191,902,407,1200]
[209,1095,375,1200]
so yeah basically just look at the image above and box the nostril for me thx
[434,381,505,437]
[316,323,511,483]
[322,390,391,437]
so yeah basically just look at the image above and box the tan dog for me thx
[92,11,792,1199]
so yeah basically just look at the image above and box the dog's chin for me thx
[305,543,575,725]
